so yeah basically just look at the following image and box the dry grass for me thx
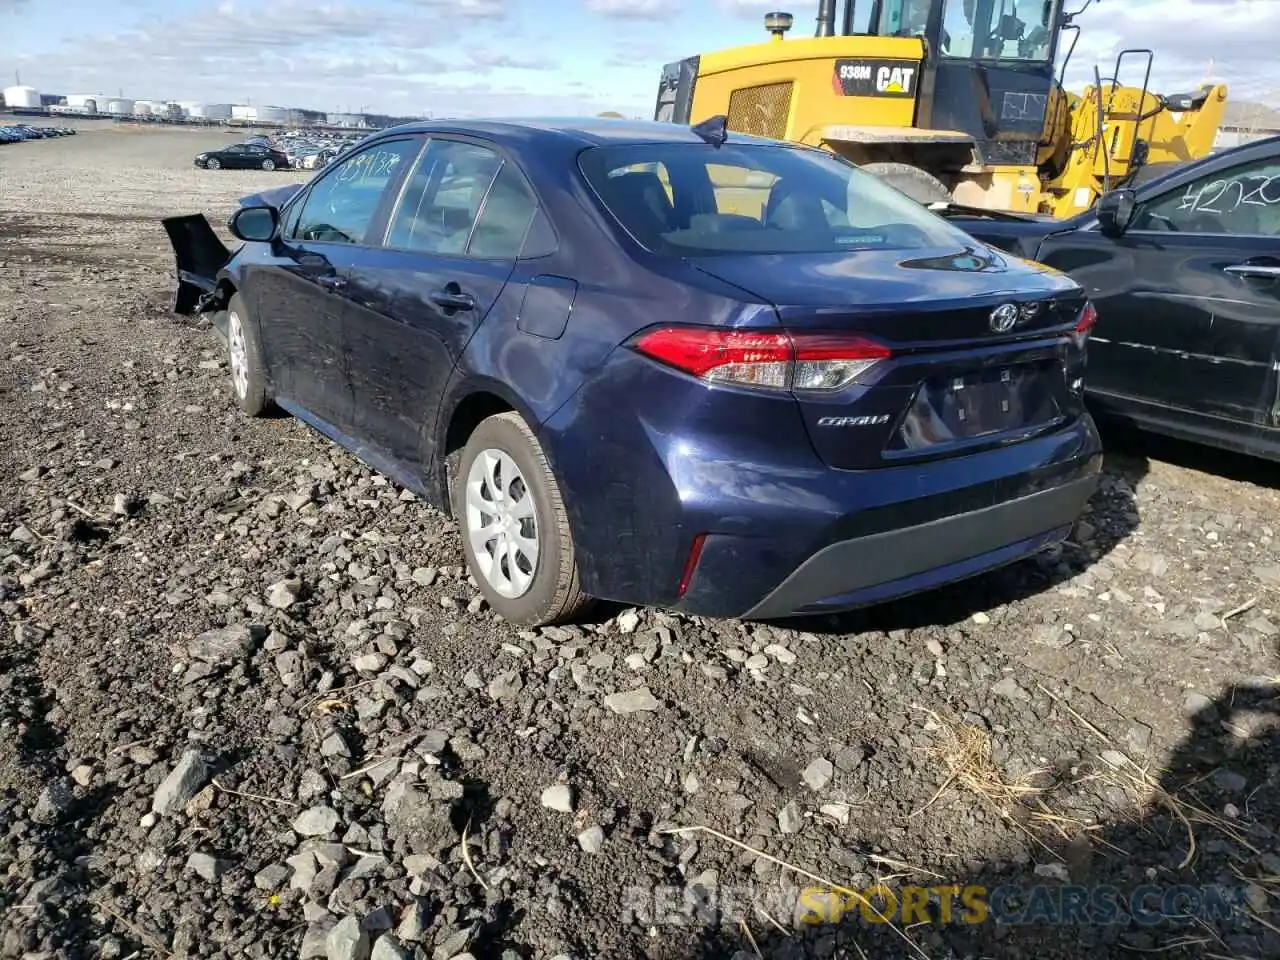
[1031,682,1263,870]
[661,824,931,960]
[914,708,1047,813]
[911,707,1065,860]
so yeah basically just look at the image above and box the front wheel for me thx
[225,293,270,416]
[453,412,592,626]
[206,157,221,170]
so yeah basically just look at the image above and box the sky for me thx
[0,0,1275,119]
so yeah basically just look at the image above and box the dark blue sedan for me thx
[162,117,1103,626]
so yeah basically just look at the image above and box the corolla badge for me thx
[989,303,1019,333]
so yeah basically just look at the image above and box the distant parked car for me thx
[2,124,70,141]
[942,134,1280,462]
[162,117,1102,626]
[195,142,290,171]
[306,146,342,170]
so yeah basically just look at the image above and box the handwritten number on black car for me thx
[1177,175,1280,216]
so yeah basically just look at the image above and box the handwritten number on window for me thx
[1176,175,1280,216]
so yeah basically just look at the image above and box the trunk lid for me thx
[689,247,1090,469]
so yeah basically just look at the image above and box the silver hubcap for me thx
[465,448,539,599]
[228,310,248,399]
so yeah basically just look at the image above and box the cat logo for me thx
[876,65,916,95]
[834,59,917,98]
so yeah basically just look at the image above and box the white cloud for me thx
[10,0,605,115]
[582,0,680,19]
[1062,0,1279,100]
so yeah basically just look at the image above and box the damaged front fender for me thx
[161,214,233,316]
[161,183,306,317]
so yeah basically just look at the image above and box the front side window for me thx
[579,142,977,256]
[291,138,420,245]
[1130,158,1280,236]
[941,0,1058,60]
[384,139,503,254]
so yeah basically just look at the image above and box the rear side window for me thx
[291,139,419,245]
[468,163,540,258]
[385,140,502,254]
[578,142,974,256]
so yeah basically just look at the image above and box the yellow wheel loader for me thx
[652,0,1227,217]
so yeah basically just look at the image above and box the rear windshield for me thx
[578,142,973,256]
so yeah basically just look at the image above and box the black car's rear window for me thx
[578,141,973,256]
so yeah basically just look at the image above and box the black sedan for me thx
[942,135,1280,461]
[195,142,290,171]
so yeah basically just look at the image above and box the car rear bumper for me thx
[735,474,1096,619]
[543,350,1103,622]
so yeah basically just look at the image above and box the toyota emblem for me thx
[989,303,1019,333]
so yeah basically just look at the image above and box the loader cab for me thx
[656,0,1064,169]
[864,0,1064,165]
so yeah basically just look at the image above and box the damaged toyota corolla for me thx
[161,116,1103,627]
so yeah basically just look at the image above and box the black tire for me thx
[224,292,271,417]
[262,159,276,171]
[206,157,220,170]
[861,161,953,205]
[452,412,592,626]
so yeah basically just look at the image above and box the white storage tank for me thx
[134,101,152,116]
[231,104,257,121]
[66,93,102,110]
[254,104,288,124]
[187,102,233,120]
[105,97,135,115]
[327,112,362,127]
[3,85,41,109]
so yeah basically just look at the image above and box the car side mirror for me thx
[228,205,278,242]
[1096,189,1137,238]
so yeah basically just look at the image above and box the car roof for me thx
[366,116,791,149]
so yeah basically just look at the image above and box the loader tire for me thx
[861,162,953,205]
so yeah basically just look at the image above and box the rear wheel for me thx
[453,412,592,626]
[861,162,953,205]
[225,293,270,416]
[262,158,276,171]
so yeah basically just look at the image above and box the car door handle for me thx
[430,286,476,311]
[316,274,348,290]
[1224,263,1280,279]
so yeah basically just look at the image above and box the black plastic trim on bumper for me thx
[742,474,1099,620]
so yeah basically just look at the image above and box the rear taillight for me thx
[631,326,892,393]
[1071,302,1097,347]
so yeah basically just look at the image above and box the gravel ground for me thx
[2,122,1279,960]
